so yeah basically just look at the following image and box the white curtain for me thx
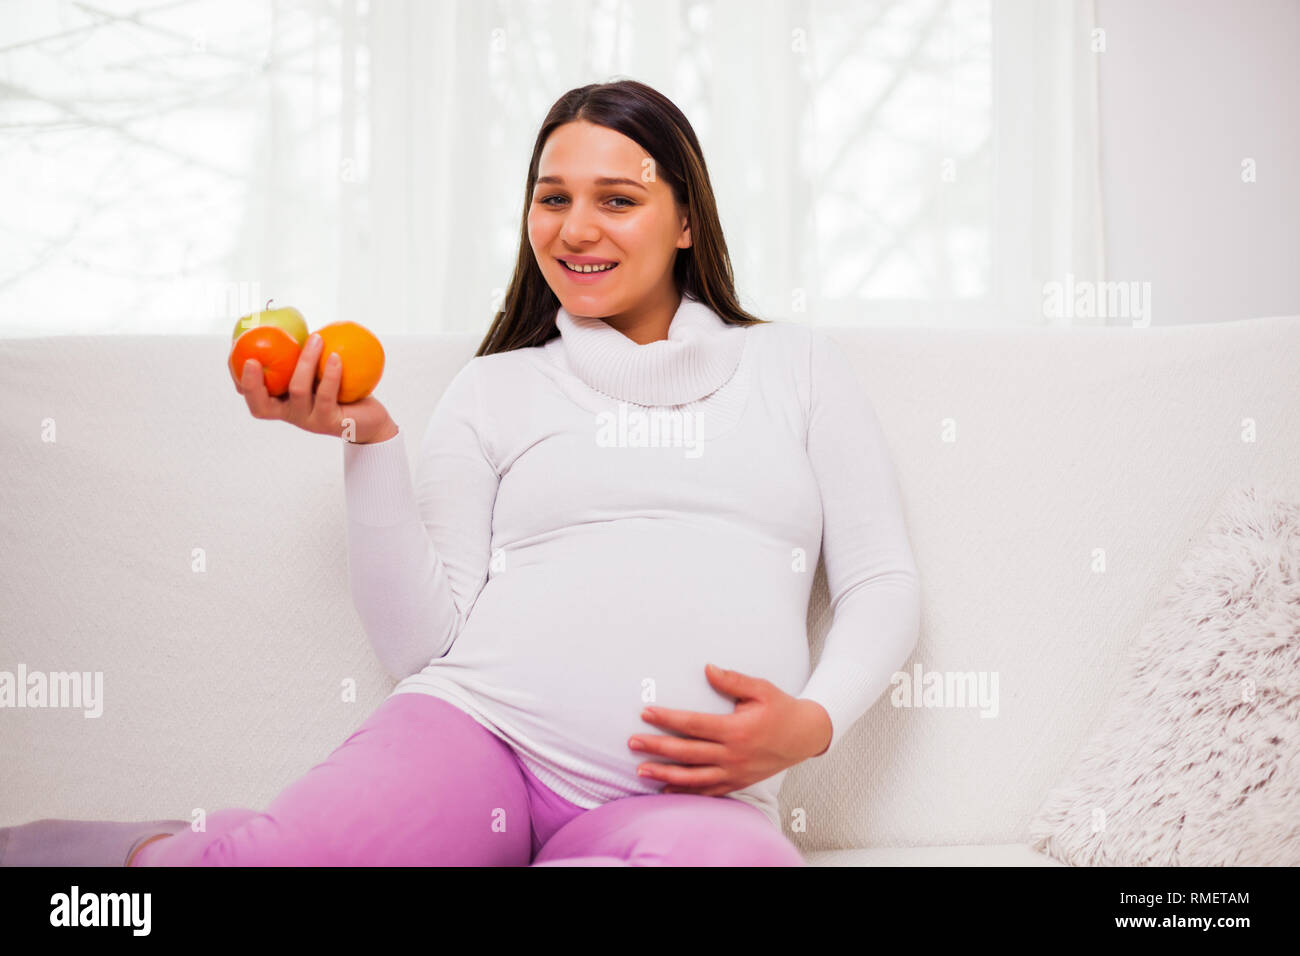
[0,0,1104,336]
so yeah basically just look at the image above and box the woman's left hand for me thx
[627,663,833,796]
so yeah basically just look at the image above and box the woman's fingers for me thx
[285,334,323,423]
[240,359,280,420]
[312,351,343,431]
[237,339,346,437]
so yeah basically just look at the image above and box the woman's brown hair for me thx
[475,79,768,358]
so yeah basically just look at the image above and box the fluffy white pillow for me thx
[1029,481,1300,866]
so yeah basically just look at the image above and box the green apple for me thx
[232,301,308,347]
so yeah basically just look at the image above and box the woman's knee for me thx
[664,799,804,866]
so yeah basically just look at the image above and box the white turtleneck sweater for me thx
[341,294,921,832]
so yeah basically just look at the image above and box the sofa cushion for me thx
[1028,481,1300,866]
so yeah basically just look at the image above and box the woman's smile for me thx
[557,257,621,282]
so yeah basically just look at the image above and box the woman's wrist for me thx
[356,418,399,444]
[797,699,833,758]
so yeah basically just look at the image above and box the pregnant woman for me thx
[1,79,920,867]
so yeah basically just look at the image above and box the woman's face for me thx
[528,120,691,320]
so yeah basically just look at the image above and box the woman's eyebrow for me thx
[536,175,647,190]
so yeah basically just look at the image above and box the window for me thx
[0,0,1101,336]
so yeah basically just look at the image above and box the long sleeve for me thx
[342,358,499,681]
[797,329,922,759]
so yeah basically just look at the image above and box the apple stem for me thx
[265,298,274,311]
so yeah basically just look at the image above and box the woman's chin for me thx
[557,288,623,314]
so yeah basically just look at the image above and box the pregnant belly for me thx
[431,523,813,771]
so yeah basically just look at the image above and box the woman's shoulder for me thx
[742,319,869,423]
[740,317,824,372]
[750,318,860,371]
[460,340,553,382]
[454,340,564,419]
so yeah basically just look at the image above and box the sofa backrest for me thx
[2,315,1297,851]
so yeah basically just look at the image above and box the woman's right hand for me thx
[235,331,398,444]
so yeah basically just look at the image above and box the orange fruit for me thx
[229,325,302,396]
[314,321,385,403]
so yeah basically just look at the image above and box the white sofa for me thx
[2,314,1297,866]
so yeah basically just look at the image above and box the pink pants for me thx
[131,692,804,866]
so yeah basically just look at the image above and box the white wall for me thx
[1095,0,1299,325]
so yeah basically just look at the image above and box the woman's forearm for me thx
[342,431,467,680]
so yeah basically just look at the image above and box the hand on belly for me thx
[623,662,833,797]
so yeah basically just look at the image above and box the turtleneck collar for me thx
[552,294,748,406]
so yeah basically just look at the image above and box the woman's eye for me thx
[538,195,634,209]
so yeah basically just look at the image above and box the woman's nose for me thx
[558,201,601,243]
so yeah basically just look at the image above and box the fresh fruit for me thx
[229,324,302,396]
[314,321,385,403]
[231,300,308,347]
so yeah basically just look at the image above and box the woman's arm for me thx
[342,359,499,681]
[797,329,922,758]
